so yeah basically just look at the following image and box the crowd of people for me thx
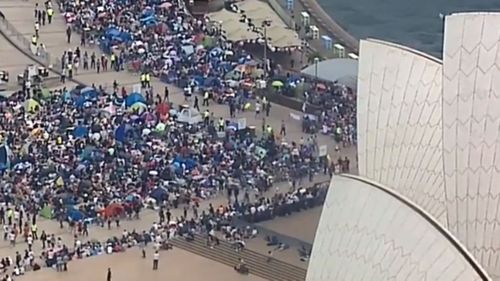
[59,0,271,103]
[0,0,361,279]
[0,176,326,280]
[0,80,327,224]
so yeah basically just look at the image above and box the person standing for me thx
[202,91,209,106]
[66,25,72,44]
[152,251,159,270]
[41,9,46,25]
[107,268,112,281]
[193,96,200,111]
[280,120,286,136]
[47,7,53,24]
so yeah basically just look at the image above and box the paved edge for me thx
[295,0,359,53]
[0,18,84,86]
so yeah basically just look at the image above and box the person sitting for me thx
[265,235,279,246]
[184,231,194,242]
[234,258,249,275]
[160,240,173,251]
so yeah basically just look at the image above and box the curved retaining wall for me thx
[297,0,359,53]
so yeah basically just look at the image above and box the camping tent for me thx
[40,205,54,219]
[125,92,146,107]
[103,203,124,218]
[25,98,41,112]
[150,187,168,202]
[66,207,84,221]
[80,86,98,100]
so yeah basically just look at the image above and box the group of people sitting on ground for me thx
[55,0,358,149]
[0,80,332,228]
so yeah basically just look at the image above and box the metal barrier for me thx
[230,180,330,250]
[0,16,53,67]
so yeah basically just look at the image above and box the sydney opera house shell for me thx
[307,12,500,281]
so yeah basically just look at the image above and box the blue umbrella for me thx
[125,92,146,107]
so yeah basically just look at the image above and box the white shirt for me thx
[153,252,159,260]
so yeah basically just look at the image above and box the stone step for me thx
[199,234,306,276]
[170,235,306,281]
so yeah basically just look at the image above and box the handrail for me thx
[0,15,85,87]
[0,16,53,66]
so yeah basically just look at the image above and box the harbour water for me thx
[317,0,500,58]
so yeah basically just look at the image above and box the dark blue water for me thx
[317,0,500,58]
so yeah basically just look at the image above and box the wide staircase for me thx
[170,234,307,281]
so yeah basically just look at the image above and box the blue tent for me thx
[74,126,88,139]
[105,27,121,38]
[98,38,112,54]
[173,156,197,171]
[150,187,168,202]
[81,87,98,100]
[74,95,87,108]
[66,207,84,221]
[125,92,146,107]
[119,32,132,42]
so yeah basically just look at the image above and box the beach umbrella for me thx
[125,92,146,107]
[272,80,284,88]
[159,2,172,9]
[129,102,147,113]
[25,98,41,112]
[155,122,166,132]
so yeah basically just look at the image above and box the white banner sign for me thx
[319,145,327,157]
[237,118,247,130]
[132,83,142,93]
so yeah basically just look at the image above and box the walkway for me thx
[272,0,359,61]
